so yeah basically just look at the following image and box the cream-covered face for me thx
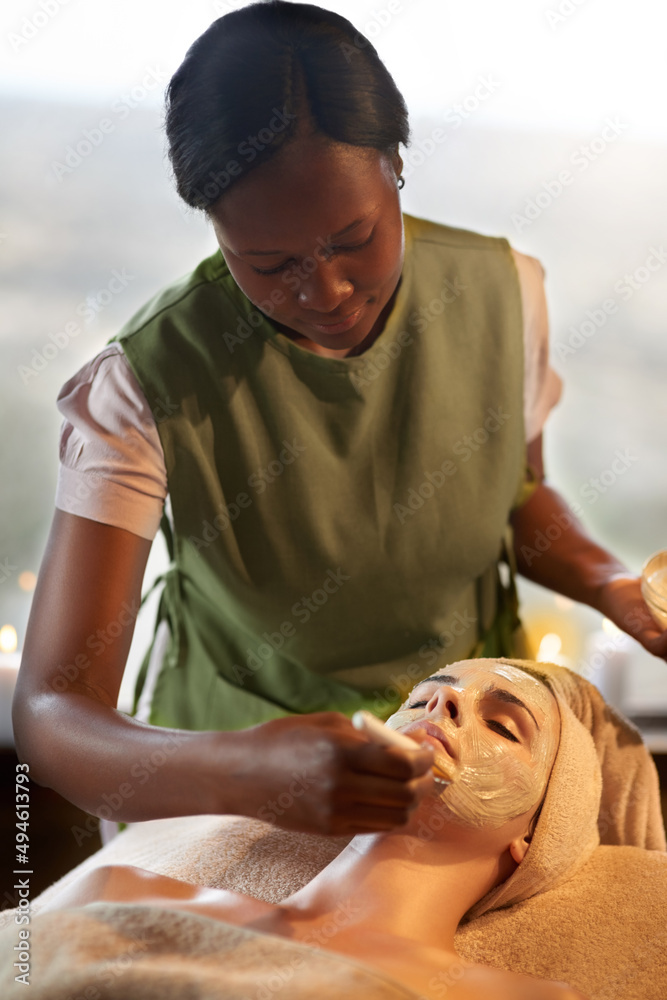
[385,660,560,830]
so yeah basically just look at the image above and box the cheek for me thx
[368,230,403,285]
[385,709,552,831]
[226,264,290,315]
[385,708,423,731]
[438,728,549,832]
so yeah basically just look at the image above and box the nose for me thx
[296,261,355,315]
[425,685,461,724]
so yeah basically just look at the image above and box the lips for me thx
[306,304,365,334]
[402,720,455,759]
[315,308,361,326]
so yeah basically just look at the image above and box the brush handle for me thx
[352,710,421,751]
[351,710,452,784]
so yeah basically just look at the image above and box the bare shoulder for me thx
[40,863,275,925]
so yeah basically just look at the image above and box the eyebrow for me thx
[239,209,379,256]
[410,675,540,731]
[483,685,540,732]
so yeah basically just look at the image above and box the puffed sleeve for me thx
[55,344,168,541]
[510,247,563,443]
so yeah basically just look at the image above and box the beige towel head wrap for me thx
[517,659,666,851]
[462,657,666,922]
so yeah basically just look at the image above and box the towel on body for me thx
[0,902,419,1000]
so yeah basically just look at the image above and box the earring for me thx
[397,176,405,190]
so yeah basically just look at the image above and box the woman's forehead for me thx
[406,659,557,716]
[210,140,392,243]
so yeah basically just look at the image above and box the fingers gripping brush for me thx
[352,710,452,786]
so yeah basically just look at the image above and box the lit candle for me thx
[0,650,21,748]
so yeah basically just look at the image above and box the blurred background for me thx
[1,0,666,893]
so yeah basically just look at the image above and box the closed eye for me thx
[407,701,520,744]
[486,720,520,743]
[251,231,376,275]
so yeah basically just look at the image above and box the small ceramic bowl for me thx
[641,550,667,630]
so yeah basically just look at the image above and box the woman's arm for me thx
[510,436,667,661]
[12,509,238,820]
[12,510,435,832]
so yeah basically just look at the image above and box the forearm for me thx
[510,481,631,612]
[12,689,245,822]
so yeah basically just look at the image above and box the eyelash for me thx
[406,700,520,744]
[250,231,376,275]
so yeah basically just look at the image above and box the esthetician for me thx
[12,2,667,837]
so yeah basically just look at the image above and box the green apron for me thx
[109,213,530,728]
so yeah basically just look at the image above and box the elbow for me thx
[11,681,58,786]
[12,680,34,762]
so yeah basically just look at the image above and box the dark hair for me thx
[164,0,411,212]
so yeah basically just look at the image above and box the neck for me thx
[279,818,506,951]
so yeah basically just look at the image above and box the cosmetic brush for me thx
[352,710,452,785]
